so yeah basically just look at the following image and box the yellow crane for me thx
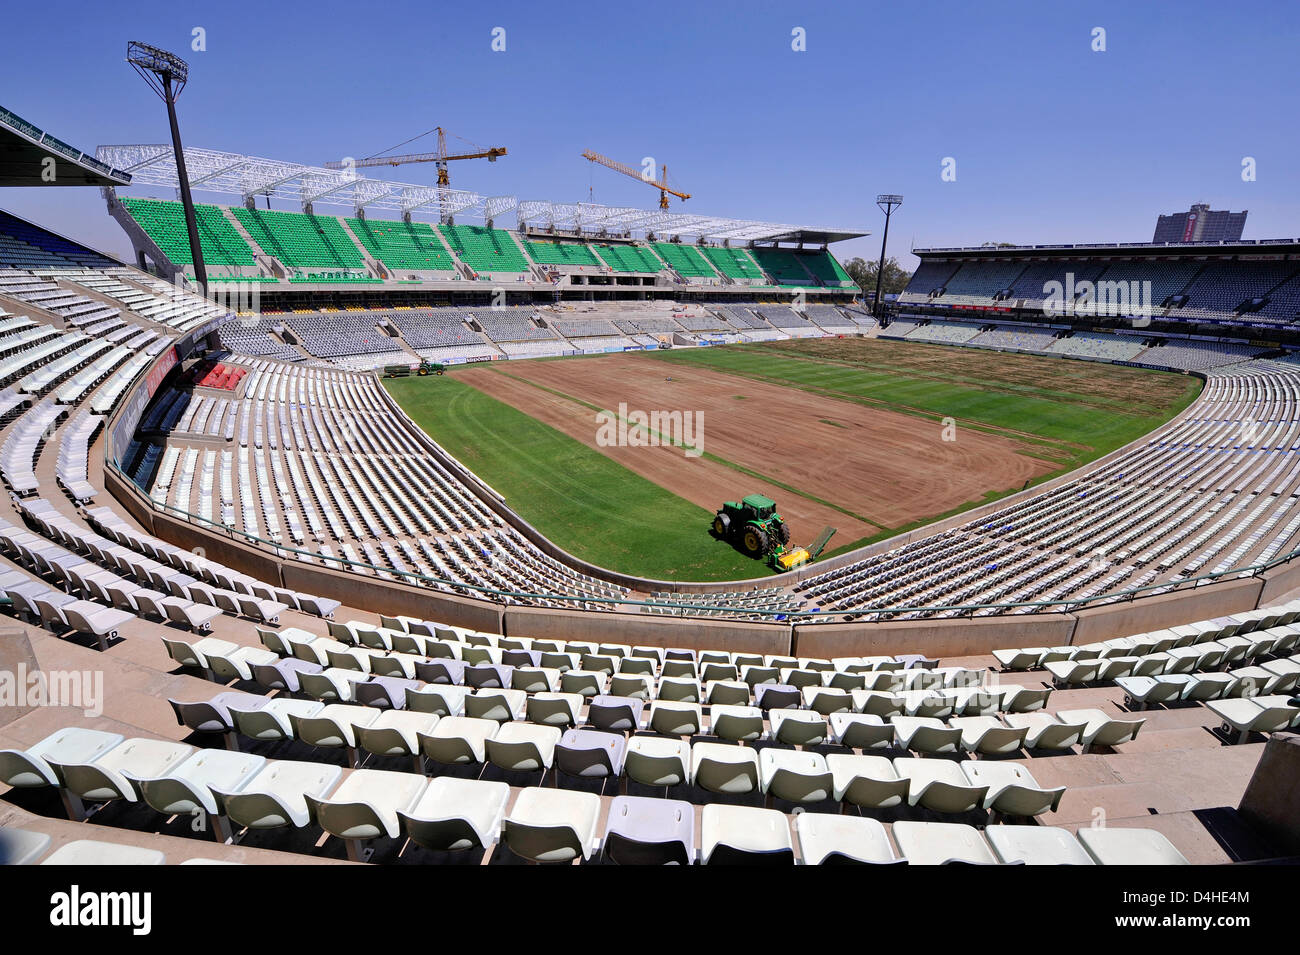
[326,127,506,190]
[581,149,690,209]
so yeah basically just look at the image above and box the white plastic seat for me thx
[624,735,691,787]
[892,716,962,755]
[758,748,833,803]
[961,761,1065,817]
[218,760,343,830]
[1004,712,1086,750]
[0,728,123,789]
[354,711,440,757]
[648,700,703,737]
[1076,827,1190,865]
[399,776,510,852]
[58,737,195,808]
[133,748,266,820]
[708,704,766,742]
[769,708,828,746]
[986,825,1094,864]
[504,787,602,863]
[795,813,901,865]
[1206,696,1300,744]
[892,821,998,865]
[1055,708,1145,751]
[311,768,427,859]
[690,741,759,795]
[828,712,893,749]
[419,716,499,765]
[485,722,562,774]
[827,753,909,809]
[700,804,793,865]
[895,757,989,813]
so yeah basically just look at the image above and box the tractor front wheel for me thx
[713,513,730,537]
[741,525,769,558]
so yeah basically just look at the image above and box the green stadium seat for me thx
[592,244,664,273]
[120,197,256,267]
[651,242,717,278]
[346,218,455,272]
[437,224,529,274]
[523,240,602,268]
[231,207,366,270]
[699,245,764,280]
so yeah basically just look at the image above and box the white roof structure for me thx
[516,200,864,244]
[96,144,503,220]
[96,144,866,244]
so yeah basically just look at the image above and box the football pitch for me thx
[385,338,1202,582]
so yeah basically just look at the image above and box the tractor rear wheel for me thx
[772,520,791,547]
[713,513,730,537]
[741,525,769,558]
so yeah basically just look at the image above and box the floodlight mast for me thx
[873,194,903,319]
[127,41,208,294]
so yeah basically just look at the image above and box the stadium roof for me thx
[96,144,865,244]
[0,105,131,187]
[914,238,1300,259]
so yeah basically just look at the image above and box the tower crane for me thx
[581,149,690,209]
[325,127,505,188]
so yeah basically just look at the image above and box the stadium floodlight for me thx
[873,194,903,318]
[127,41,207,293]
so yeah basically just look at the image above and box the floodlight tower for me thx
[873,194,903,319]
[127,41,207,293]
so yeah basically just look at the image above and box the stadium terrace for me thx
[0,38,1298,890]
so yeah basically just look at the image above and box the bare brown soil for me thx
[455,352,1058,539]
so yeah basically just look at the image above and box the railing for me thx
[104,458,1300,623]
[0,106,131,182]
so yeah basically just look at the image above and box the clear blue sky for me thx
[2,0,1297,270]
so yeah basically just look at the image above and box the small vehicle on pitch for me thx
[382,360,445,378]
[712,494,791,559]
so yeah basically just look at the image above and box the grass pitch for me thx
[385,339,1202,581]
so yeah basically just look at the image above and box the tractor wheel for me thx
[713,513,730,537]
[741,525,769,558]
[773,520,791,547]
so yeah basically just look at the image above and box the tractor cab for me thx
[713,493,790,558]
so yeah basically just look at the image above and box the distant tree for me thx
[980,241,1018,248]
[844,256,912,296]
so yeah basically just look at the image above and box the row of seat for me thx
[0,727,1185,864]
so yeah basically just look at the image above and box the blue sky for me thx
[2,0,1297,270]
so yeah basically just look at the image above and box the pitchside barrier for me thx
[103,455,1300,658]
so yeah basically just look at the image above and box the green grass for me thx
[385,340,1203,583]
[647,343,1202,471]
[383,375,763,581]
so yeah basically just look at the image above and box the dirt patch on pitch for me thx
[455,352,1057,538]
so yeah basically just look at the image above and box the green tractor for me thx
[712,494,791,559]
[382,361,446,379]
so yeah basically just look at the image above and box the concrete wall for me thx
[1257,561,1300,606]
[794,612,1077,659]
[1237,733,1300,857]
[503,606,792,656]
[1069,576,1264,644]
[280,562,503,634]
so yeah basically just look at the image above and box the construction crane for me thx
[581,149,690,209]
[325,127,506,190]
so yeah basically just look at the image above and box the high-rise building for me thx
[1154,203,1247,243]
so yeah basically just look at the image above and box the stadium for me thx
[0,3,1294,911]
